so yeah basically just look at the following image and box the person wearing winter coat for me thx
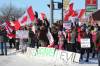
[96,27,100,66]
[0,28,8,55]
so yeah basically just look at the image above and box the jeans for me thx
[80,48,90,61]
[0,42,7,55]
[16,42,19,50]
[98,51,100,66]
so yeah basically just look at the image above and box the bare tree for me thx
[0,5,25,22]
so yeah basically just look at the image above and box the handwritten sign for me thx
[63,22,71,29]
[25,47,80,64]
[55,50,80,63]
[16,30,29,39]
[37,47,55,57]
[81,38,91,48]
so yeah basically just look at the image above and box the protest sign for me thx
[16,30,29,39]
[55,50,80,63]
[74,53,80,63]
[24,47,80,64]
[63,21,71,30]
[37,47,55,57]
[81,38,91,48]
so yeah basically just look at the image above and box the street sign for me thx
[86,0,97,6]
[85,0,97,16]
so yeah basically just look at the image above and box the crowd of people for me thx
[0,16,100,63]
[50,20,100,62]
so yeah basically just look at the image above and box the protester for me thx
[0,5,99,65]
[76,25,91,62]
[58,24,64,50]
[50,23,59,48]
[9,30,16,48]
[29,27,36,48]
[0,27,8,55]
[38,24,49,47]
[90,26,97,58]
[69,27,77,52]
[96,27,100,66]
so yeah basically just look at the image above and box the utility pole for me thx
[50,0,54,27]
[62,0,64,22]
[49,0,64,26]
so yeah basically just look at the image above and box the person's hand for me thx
[48,44,54,48]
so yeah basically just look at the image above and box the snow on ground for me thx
[0,49,98,66]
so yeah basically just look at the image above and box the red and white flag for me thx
[4,21,15,39]
[64,3,85,21]
[13,20,21,31]
[78,9,85,18]
[19,6,36,26]
[47,31,54,47]
[71,11,78,17]
[5,21,13,32]
[64,11,71,21]
[27,6,35,21]
[11,6,36,31]
[69,3,73,12]
[64,3,74,21]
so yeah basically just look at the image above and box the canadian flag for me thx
[64,3,85,22]
[4,21,15,39]
[18,13,28,26]
[64,3,74,21]
[71,11,78,17]
[47,30,54,47]
[5,21,13,32]
[14,6,36,29]
[78,9,85,19]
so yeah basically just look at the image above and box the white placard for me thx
[16,30,29,39]
[81,38,90,48]
[55,50,80,63]
[63,21,71,30]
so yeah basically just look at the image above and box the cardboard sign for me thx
[16,30,29,39]
[63,21,71,29]
[55,50,80,63]
[74,53,80,63]
[24,47,80,64]
[37,47,55,57]
[81,38,91,48]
